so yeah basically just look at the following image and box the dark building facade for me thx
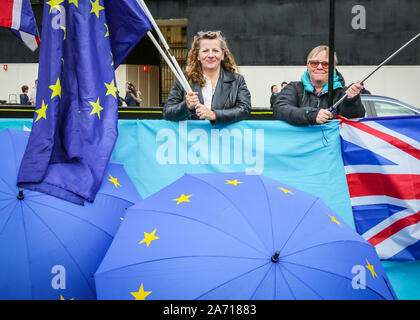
[1,0,419,65]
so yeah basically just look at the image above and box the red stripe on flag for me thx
[343,120,420,160]
[0,0,14,28]
[347,173,420,199]
[367,211,420,246]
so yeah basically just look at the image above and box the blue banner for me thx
[1,118,419,299]
[112,120,354,227]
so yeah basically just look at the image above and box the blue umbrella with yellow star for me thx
[94,172,397,300]
[0,129,142,300]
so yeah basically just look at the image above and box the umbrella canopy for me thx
[0,129,142,300]
[95,172,397,300]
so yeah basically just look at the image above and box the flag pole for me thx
[138,0,192,93]
[328,0,335,109]
[329,32,420,113]
[146,31,190,93]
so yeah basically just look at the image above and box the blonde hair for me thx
[186,31,238,87]
[307,45,338,68]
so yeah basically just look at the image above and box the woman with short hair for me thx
[273,45,365,126]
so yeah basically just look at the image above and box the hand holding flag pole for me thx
[137,0,192,94]
[329,32,420,115]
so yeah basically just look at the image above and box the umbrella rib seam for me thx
[277,198,320,254]
[256,175,276,253]
[24,197,115,239]
[249,263,275,300]
[277,265,297,299]
[21,201,98,297]
[280,263,325,299]
[280,239,376,259]
[186,174,272,254]
[193,261,271,300]
[281,260,388,299]
[0,176,16,195]
[136,208,268,256]
[20,200,35,300]
[97,255,268,275]
[0,200,19,234]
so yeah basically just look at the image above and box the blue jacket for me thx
[20,93,31,105]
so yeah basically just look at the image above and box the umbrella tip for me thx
[271,251,280,263]
[17,188,24,200]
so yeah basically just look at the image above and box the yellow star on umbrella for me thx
[329,215,341,227]
[278,187,293,195]
[60,295,74,300]
[49,78,62,100]
[365,259,378,278]
[89,97,103,119]
[225,179,243,186]
[46,0,64,13]
[108,174,121,188]
[130,283,152,300]
[105,80,118,99]
[68,0,78,7]
[139,229,159,247]
[173,194,192,205]
[35,100,48,122]
[90,0,104,18]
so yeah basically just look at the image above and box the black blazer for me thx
[163,67,251,124]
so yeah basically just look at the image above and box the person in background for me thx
[273,45,365,126]
[116,91,125,106]
[270,85,280,108]
[163,30,251,124]
[20,85,32,105]
[124,82,141,106]
[360,87,371,94]
[280,81,288,90]
[30,79,37,106]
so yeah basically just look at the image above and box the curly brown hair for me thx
[186,31,238,87]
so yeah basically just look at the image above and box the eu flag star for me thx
[46,0,64,13]
[108,174,121,188]
[49,78,62,100]
[173,194,192,205]
[225,179,243,186]
[68,0,78,7]
[60,295,74,300]
[105,80,118,98]
[104,24,109,37]
[90,0,104,19]
[35,100,48,122]
[60,25,66,40]
[130,284,152,300]
[139,229,159,247]
[89,97,104,119]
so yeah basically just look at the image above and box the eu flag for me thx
[17,0,151,204]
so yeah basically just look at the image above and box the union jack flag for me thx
[340,116,420,261]
[0,0,40,51]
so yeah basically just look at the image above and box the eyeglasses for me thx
[308,60,329,70]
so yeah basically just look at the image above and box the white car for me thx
[360,95,420,117]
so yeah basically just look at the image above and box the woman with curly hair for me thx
[163,31,251,124]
